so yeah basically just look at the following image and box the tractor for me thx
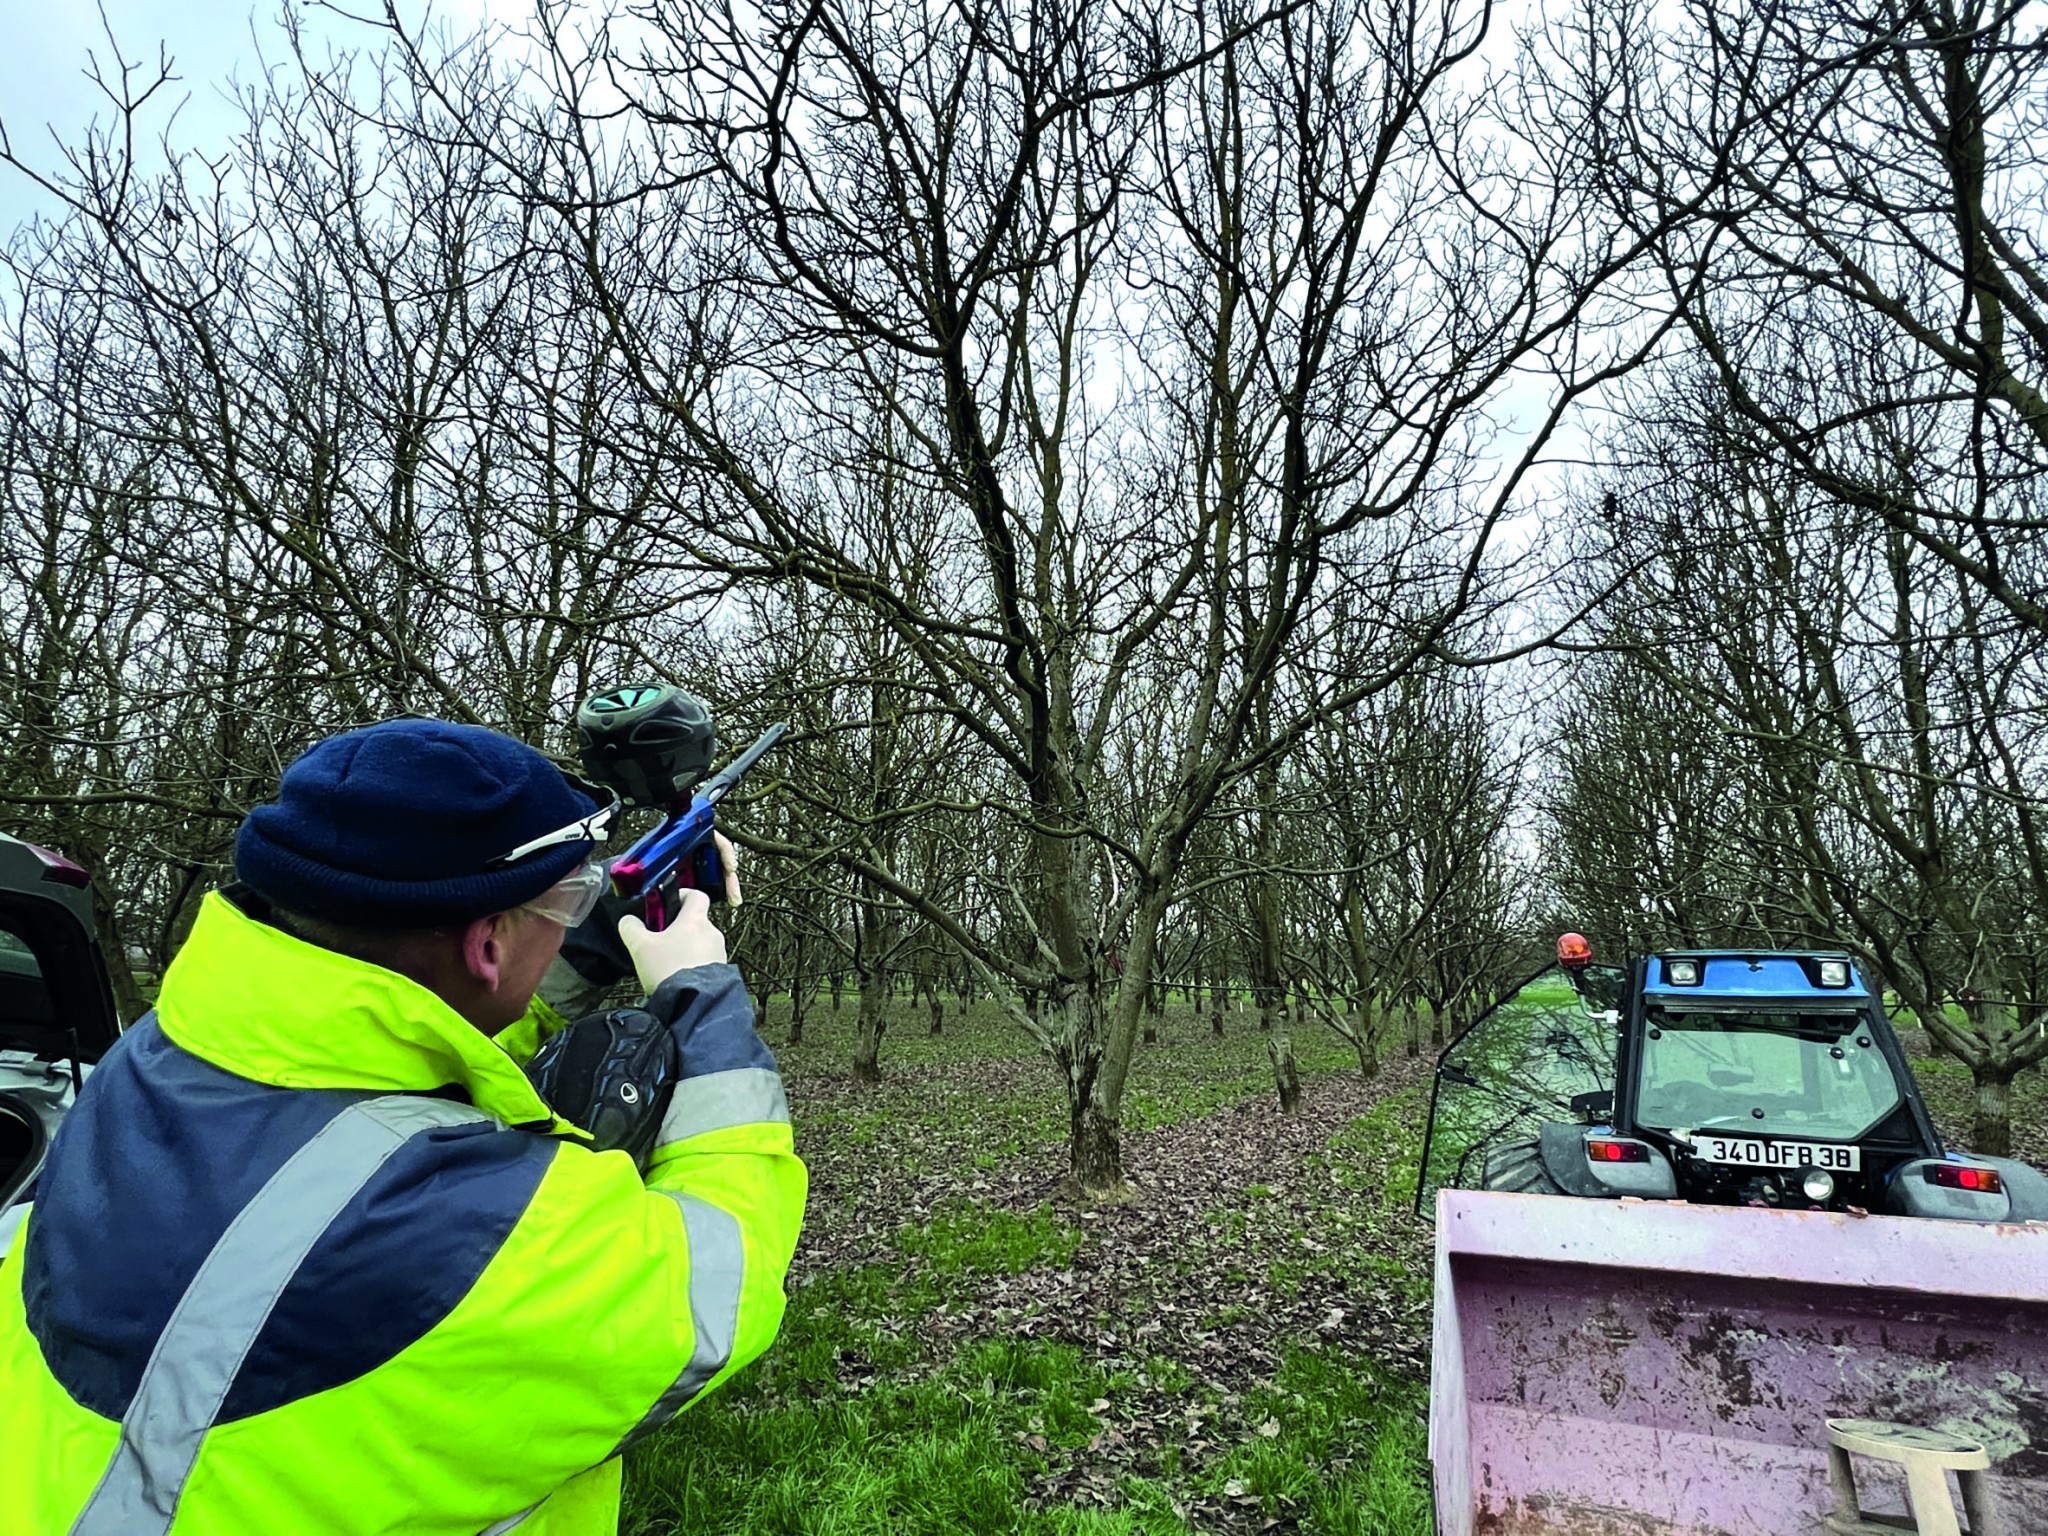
[1420,937,2048,1536]
[1445,940,2048,1222]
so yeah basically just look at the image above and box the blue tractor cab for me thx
[1419,941,2048,1223]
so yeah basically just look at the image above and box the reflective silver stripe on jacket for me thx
[614,1193,746,1453]
[657,1067,789,1145]
[69,1095,492,1536]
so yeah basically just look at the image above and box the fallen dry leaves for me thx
[779,1037,1437,1531]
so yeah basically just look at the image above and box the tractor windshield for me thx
[1635,1009,1902,1140]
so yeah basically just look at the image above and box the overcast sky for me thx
[0,0,1595,509]
[0,0,505,239]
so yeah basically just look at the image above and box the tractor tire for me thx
[1480,1138,1567,1196]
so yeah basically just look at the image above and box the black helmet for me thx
[575,683,717,810]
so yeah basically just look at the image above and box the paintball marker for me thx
[574,683,788,931]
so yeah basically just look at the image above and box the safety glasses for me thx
[515,854,611,929]
[486,772,622,868]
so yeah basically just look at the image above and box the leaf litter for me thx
[777,1036,1437,1531]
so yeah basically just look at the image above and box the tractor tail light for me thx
[1926,1163,2003,1195]
[27,842,91,888]
[1587,1138,1652,1164]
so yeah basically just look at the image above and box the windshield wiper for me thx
[1777,1025,1859,1045]
[1658,1016,1856,1045]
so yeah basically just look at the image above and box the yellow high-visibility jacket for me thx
[0,889,807,1535]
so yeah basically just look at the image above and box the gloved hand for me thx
[618,889,728,991]
[554,832,743,1003]
[707,830,744,907]
[523,1007,680,1165]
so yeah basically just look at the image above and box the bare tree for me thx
[1585,0,2048,630]
[1575,394,2048,1152]
[369,0,1681,1191]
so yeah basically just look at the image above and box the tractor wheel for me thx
[1480,1138,1567,1196]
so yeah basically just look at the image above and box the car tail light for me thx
[1587,1138,1652,1164]
[1926,1163,2003,1195]
[27,842,91,888]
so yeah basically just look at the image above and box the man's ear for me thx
[461,914,508,991]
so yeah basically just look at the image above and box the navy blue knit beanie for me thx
[236,719,600,927]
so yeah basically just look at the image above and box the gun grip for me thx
[688,841,727,904]
[643,871,676,932]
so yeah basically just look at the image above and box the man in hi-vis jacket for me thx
[0,718,807,1535]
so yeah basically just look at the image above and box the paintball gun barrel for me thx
[574,683,788,931]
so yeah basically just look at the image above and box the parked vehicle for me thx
[0,833,124,1253]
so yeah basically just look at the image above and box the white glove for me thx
[618,890,727,991]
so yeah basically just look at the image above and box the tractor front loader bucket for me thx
[1430,1189,2048,1536]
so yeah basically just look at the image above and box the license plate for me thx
[1692,1135,1860,1172]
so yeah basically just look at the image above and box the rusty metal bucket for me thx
[1430,1189,2048,1536]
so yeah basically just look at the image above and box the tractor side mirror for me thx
[1570,1089,1614,1122]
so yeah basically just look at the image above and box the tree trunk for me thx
[927,982,944,1036]
[1268,1034,1301,1115]
[1349,1008,1379,1077]
[1257,988,1285,1034]
[1248,758,1285,1033]
[1057,995,1122,1192]
[93,887,152,1025]
[1405,997,1421,1058]
[1971,1065,2013,1155]
[1062,877,1176,1197]
[786,974,811,1048]
[852,978,887,1083]
[789,937,809,1045]
[830,972,844,1012]
[1070,1091,1121,1189]
[1210,980,1225,1036]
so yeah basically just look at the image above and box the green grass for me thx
[1150,1087,1436,1532]
[898,1204,1084,1275]
[1509,977,1577,1008]
[1270,1091,1437,1535]
[778,996,1428,1179]
[1205,1348,1431,1535]
[624,1001,1439,1535]
[625,1322,1167,1536]
[775,995,1409,1085]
